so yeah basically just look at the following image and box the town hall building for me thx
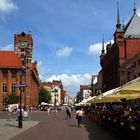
[0,32,40,110]
[100,2,140,92]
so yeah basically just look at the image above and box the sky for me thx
[0,0,140,97]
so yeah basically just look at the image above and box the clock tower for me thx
[14,32,33,68]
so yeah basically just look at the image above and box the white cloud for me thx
[0,44,13,50]
[45,73,92,97]
[56,46,73,57]
[88,40,114,55]
[0,0,17,13]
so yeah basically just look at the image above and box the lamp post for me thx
[18,70,23,128]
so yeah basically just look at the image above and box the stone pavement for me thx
[8,111,116,140]
[0,118,38,140]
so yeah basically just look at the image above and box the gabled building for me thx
[40,80,65,106]
[100,2,140,92]
[80,85,91,100]
[0,32,40,110]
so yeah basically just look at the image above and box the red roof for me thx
[0,51,24,68]
[32,61,37,69]
[40,83,53,88]
[53,80,62,86]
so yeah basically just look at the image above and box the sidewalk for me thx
[0,119,38,140]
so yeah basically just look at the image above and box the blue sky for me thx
[0,0,140,97]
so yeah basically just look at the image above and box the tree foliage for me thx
[6,93,19,105]
[39,87,52,104]
[76,91,83,103]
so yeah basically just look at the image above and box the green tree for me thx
[39,87,52,104]
[76,91,82,103]
[6,93,19,104]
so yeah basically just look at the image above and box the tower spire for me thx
[116,1,121,29]
[101,34,105,54]
[122,19,125,29]
[100,34,105,60]
[133,0,136,15]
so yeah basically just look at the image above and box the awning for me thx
[88,88,121,103]
[86,77,140,104]
[75,96,96,106]
[106,77,140,100]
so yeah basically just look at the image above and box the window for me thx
[11,83,16,93]
[2,83,7,92]
[3,71,7,78]
[21,48,25,52]
[22,88,25,92]
[133,62,136,68]
[12,71,16,78]
[124,80,125,84]
[121,71,125,76]
[138,59,140,65]
[3,97,7,107]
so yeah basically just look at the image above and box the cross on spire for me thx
[133,0,136,14]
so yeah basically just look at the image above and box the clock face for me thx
[19,41,27,48]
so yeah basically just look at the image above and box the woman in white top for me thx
[76,108,84,127]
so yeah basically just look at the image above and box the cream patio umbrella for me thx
[88,88,121,103]
[76,96,96,106]
[105,77,140,100]
[89,96,121,103]
[88,77,140,103]
[81,96,96,104]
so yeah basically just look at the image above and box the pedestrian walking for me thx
[47,107,51,115]
[66,106,71,119]
[76,107,84,127]
[54,107,58,116]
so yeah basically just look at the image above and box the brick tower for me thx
[14,32,33,68]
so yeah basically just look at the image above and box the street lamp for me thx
[18,69,24,128]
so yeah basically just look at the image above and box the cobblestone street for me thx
[7,111,116,140]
